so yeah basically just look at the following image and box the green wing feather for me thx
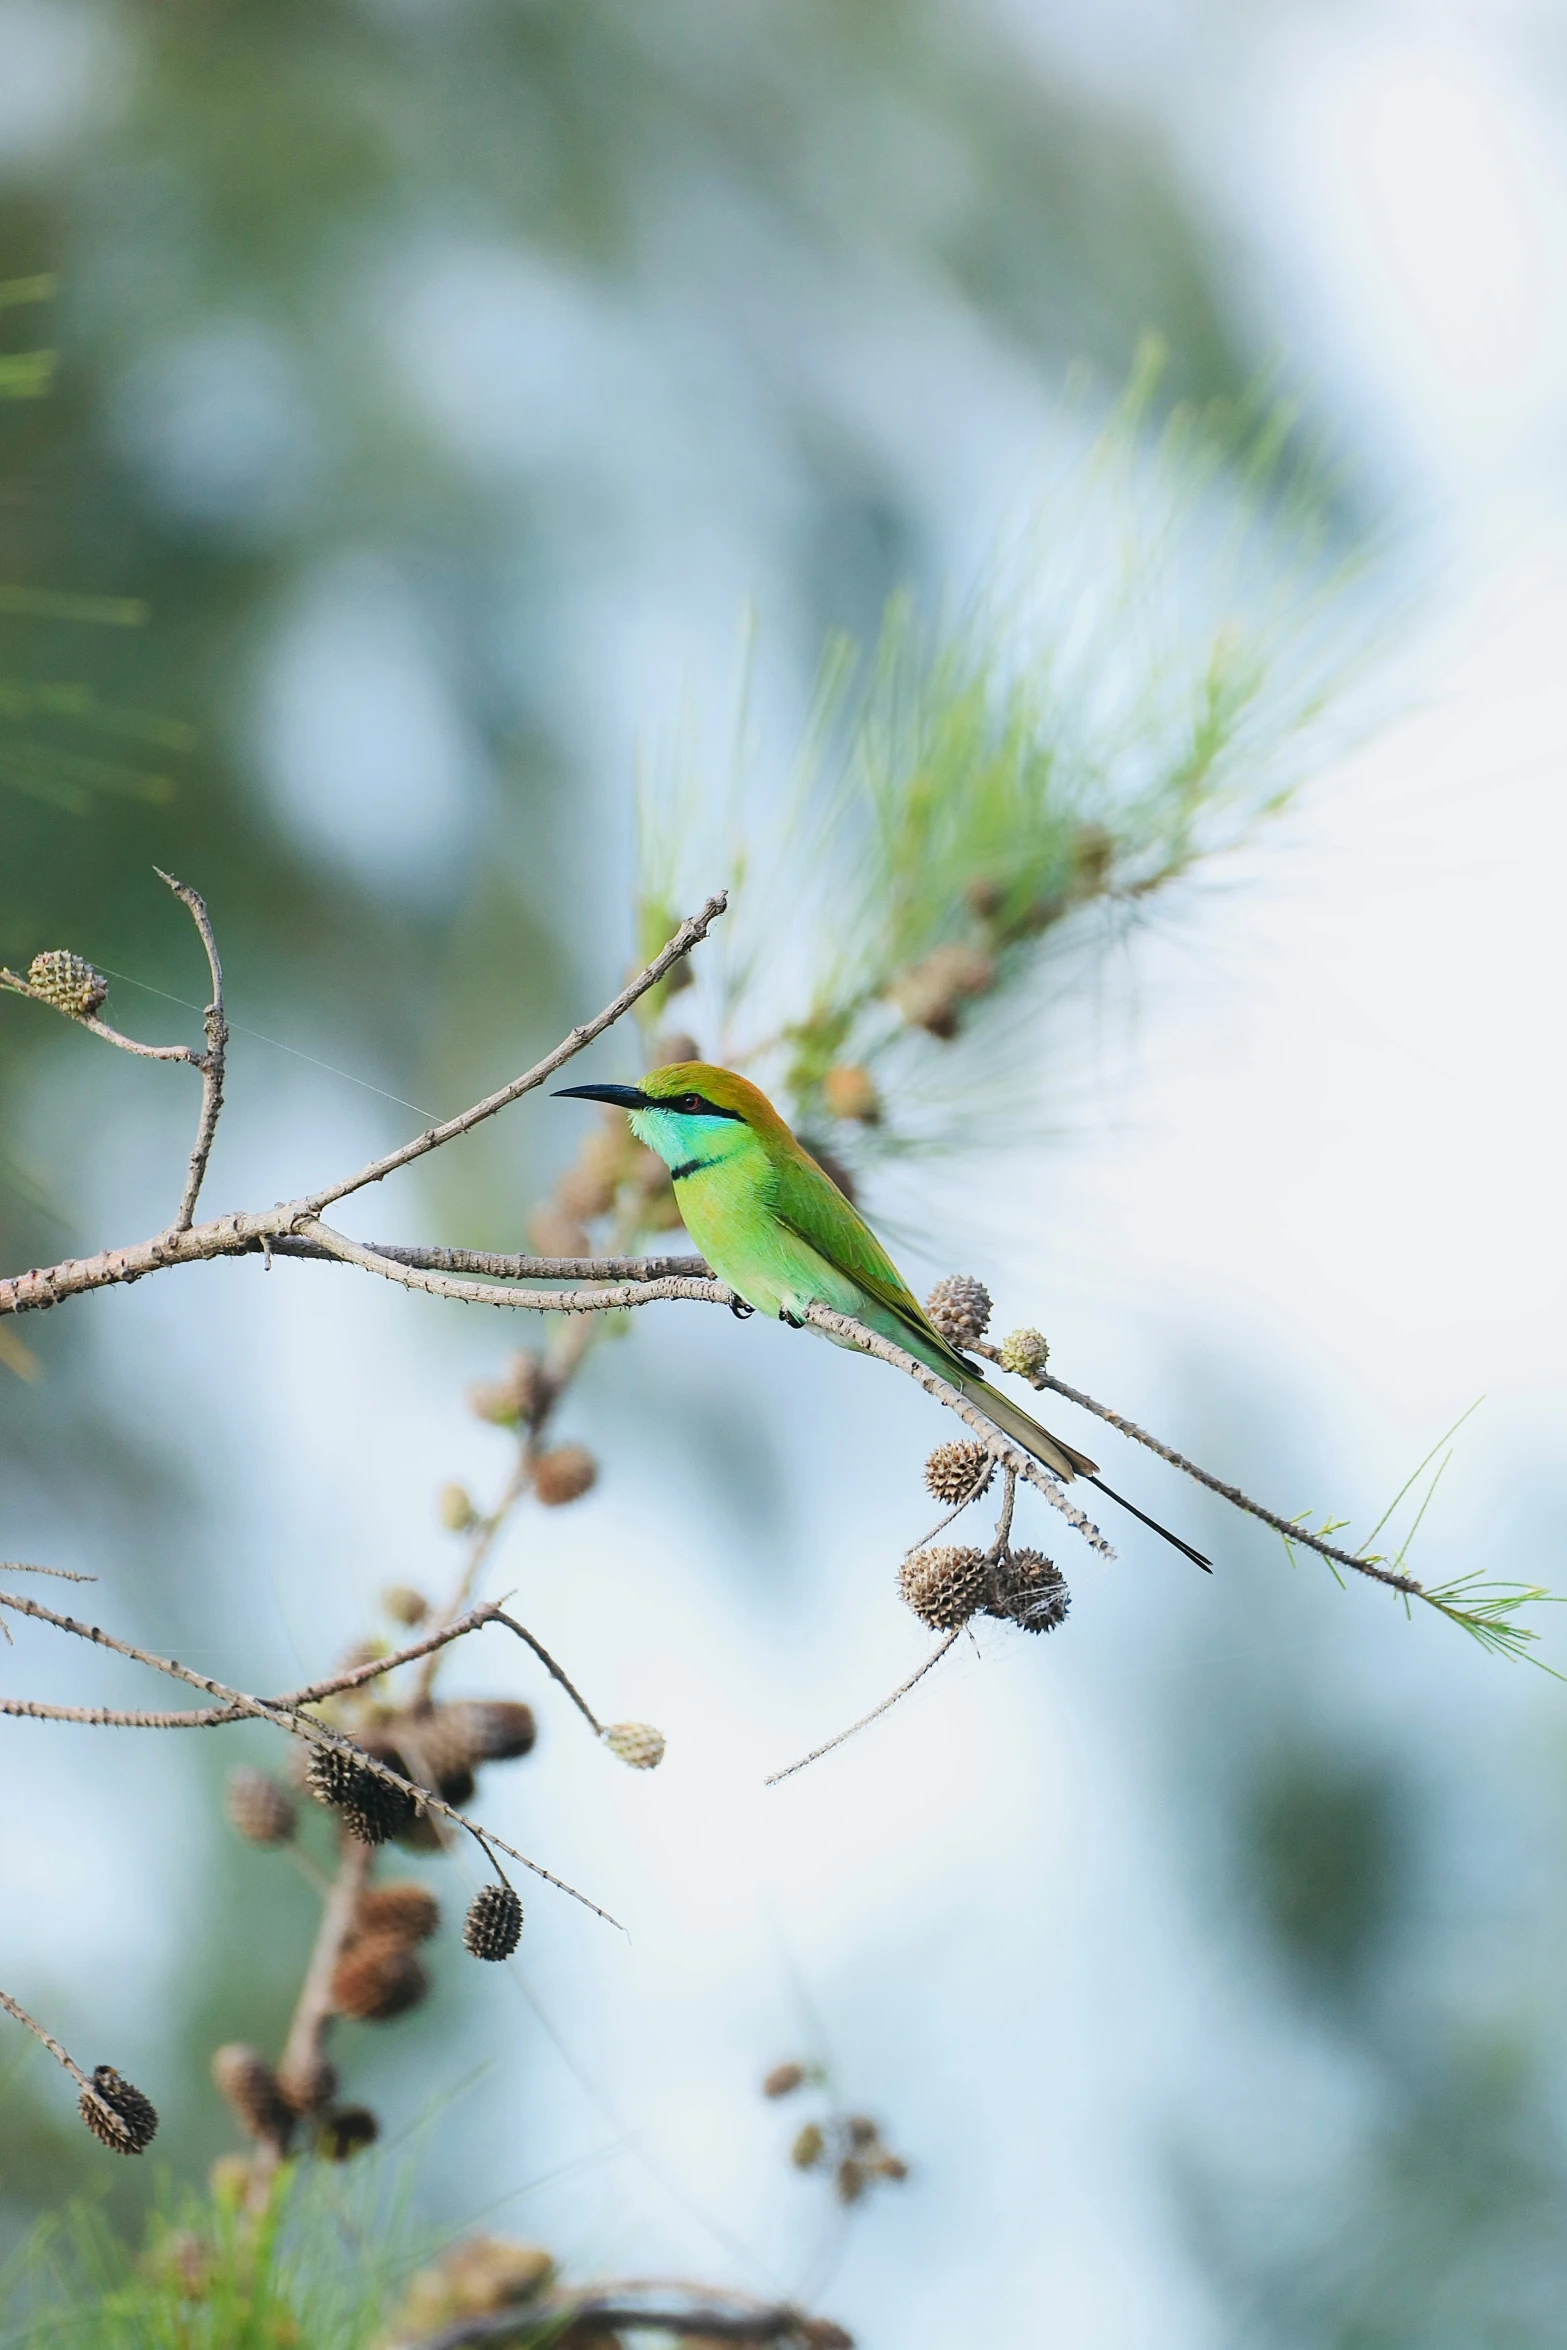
[763,1137,975,1379]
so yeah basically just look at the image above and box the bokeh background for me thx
[4,1,1567,2343]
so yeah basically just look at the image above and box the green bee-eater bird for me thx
[556,1061,1209,1569]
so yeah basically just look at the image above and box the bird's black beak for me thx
[552,1082,654,1109]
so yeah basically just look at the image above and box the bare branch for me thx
[294,1219,735,1315]
[299,888,728,1219]
[971,1342,1424,1598]
[156,870,228,1232]
[265,1239,711,1281]
[802,1304,1115,1559]
[493,1609,603,1737]
[1,894,729,1323]
[0,1586,619,1926]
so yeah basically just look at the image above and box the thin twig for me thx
[0,1561,96,1582]
[0,892,728,1322]
[253,1838,374,2204]
[971,1343,1423,1597]
[156,871,228,1233]
[494,1610,603,1737]
[0,1587,618,1926]
[765,1631,963,1786]
[264,1240,712,1282]
[802,1305,1115,1560]
[414,1466,531,1703]
[0,1987,92,2091]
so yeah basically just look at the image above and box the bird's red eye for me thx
[682,1093,703,1113]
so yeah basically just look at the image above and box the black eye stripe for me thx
[659,1091,743,1121]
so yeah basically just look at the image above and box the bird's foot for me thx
[779,1309,804,1329]
[728,1296,755,1320]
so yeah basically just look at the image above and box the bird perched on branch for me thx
[556,1062,1209,1570]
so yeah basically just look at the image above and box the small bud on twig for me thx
[763,2061,806,2099]
[438,1481,478,1533]
[791,2122,826,2169]
[382,1584,430,1626]
[998,1326,1048,1376]
[531,1444,597,1507]
[463,1883,523,1961]
[601,1721,665,1770]
[27,950,108,1018]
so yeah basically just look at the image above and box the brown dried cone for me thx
[602,1721,665,1769]
[394,2237,555,2335]
[987,1549,1070,1635]
[304,1742,418,1845]
[211,2044,293,2146]
[224,1764,297,1846]
[834,2156,867,2205]
[821,1064,880,1123]
[463,1882,523,1961]
[762,2061,805,2098]
[460,1699,538,1763]
[922,1439,994,1506]
[898,1545,988,1631]
[276,2052,337,2118]
[924,1273,992,1347]
[27,949,108,1017]
[331,1932,431,2021]
[354,1880,441,1945]
[791,2123,825,2170]
[468,1350,553,1428]
[79,2065,158,2154]
[318,2104,379,2161]
[395,1707,482,1803]
[531,1443,597,1506]
[554,1158,618,1222]
[887,942,995,1037]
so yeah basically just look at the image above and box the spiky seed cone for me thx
[79,2065,158,2154]
[27,949,108,1018]
[276,2052,337,2117]
[791,2122,825,2169]
[531,1443,596,1507]
[601,1721,665,1770]
[898,1545,987,1631]
[463,1883,523,1961]
[821,1064,880,1123]
[354,1880,440,1945]
[382,1583,429,1626]
[331,1933,430,2021]
[305,1743,417,1845]
[319,2104,379,2161]
[988,1549,1070,1634]
[461,1699,538,1764]
[224,1765,296,1846]
[922,1439,993,1506]
[834,2156,867,2205]
[845,2115,878,2150]
[210,2044,293,2144]
[999,1326,1048,1377]
[763,2061,805,2099]
[924,1273,992,1346]
[438,1481,477,1532]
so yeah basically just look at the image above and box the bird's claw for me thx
[728,1295,755,1320]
